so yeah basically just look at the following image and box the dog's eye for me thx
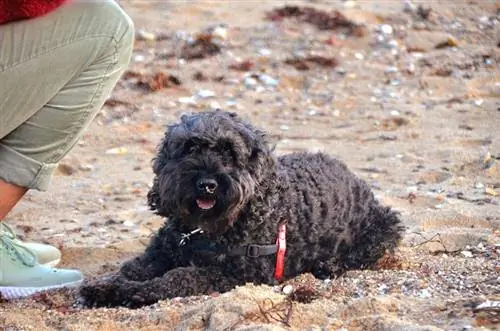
[180,142,199,156]
[217,143,234,160]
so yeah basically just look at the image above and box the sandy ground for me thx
[1,0,499,330]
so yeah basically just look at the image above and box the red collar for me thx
[274,223,287,280]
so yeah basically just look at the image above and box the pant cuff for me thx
[0,143,58,191]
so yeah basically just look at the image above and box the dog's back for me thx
[276,152,404,277]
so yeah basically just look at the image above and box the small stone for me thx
[418,288,431,298]
[387,39,399,48]
[385,66,398,73]
[354,53,364,60]
[123,220,135,227]
[378,284,389,294]
[461,250,473,258]
[196,89,216,99]
[258,48,272,57]
[136,29,156,41]
[105,147,128,155]
[178,96,197,105]
[485,187,498,196]
[244,77,258,88]
[380,24,393,35]
[282,285,293,295]
[475,182,485,189]
[279,125,290,131]
[209,101,221,110]
[79,164,94,172]
[343,0,356,8]
[474,99,484,106]
[209,25,228,40]
[133,54,146,62]
[259,74,279,87]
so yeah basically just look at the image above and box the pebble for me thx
[461,251,473,258]
[136,29,156,41]
[355,53,364,60]
[196,89,216,99]
[380,24,393,35]
[259,74,279,87]
[378,284,389,294]
[258,48,272,57]
[475,182,485,189]
[244,77,258,88]
[418,288,431,298]
[123,220,135,227]
[485,187,498,196]
[282,285,293,295]
[178,96,197,105]
[406,63,416,73]
[279,125,290,131]
[385,66,398,73]
[209,101,221,110]
[79,164,94,171]
[133,54,146,63]
[343,0,356,8]
[387,40,399,49]
[209,25,228,40]
[105,147,128,155]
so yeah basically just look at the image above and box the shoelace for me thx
[0,232,37,267]
[0,222,18,240]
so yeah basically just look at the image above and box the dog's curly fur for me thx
[79,110,404,308]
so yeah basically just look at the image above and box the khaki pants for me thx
[0,0,134,191]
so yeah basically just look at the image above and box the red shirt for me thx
[0,0,68,25]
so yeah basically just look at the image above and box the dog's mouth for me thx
[196,197,216,210]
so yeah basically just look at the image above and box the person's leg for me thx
[0,181,26,220]
[0,0,134,299]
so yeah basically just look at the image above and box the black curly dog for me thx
[79,110,404,308]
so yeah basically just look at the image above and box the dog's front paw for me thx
[78,274,123,308]
[78,274,161,309]
[120,289,161,309]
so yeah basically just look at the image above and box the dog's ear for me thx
[147,177,162,213]
[249,130,275,180]
[151,120,185,174]
[151,135,170,175]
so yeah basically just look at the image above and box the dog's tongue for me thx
[196,198,216,210]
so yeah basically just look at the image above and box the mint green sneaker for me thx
[0,233,83,300]
[0,222,61,267]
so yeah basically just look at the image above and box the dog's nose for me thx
[197,178,218,194]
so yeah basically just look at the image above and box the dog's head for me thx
[148,110,275,234]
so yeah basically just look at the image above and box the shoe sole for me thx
[0,279,82,300]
